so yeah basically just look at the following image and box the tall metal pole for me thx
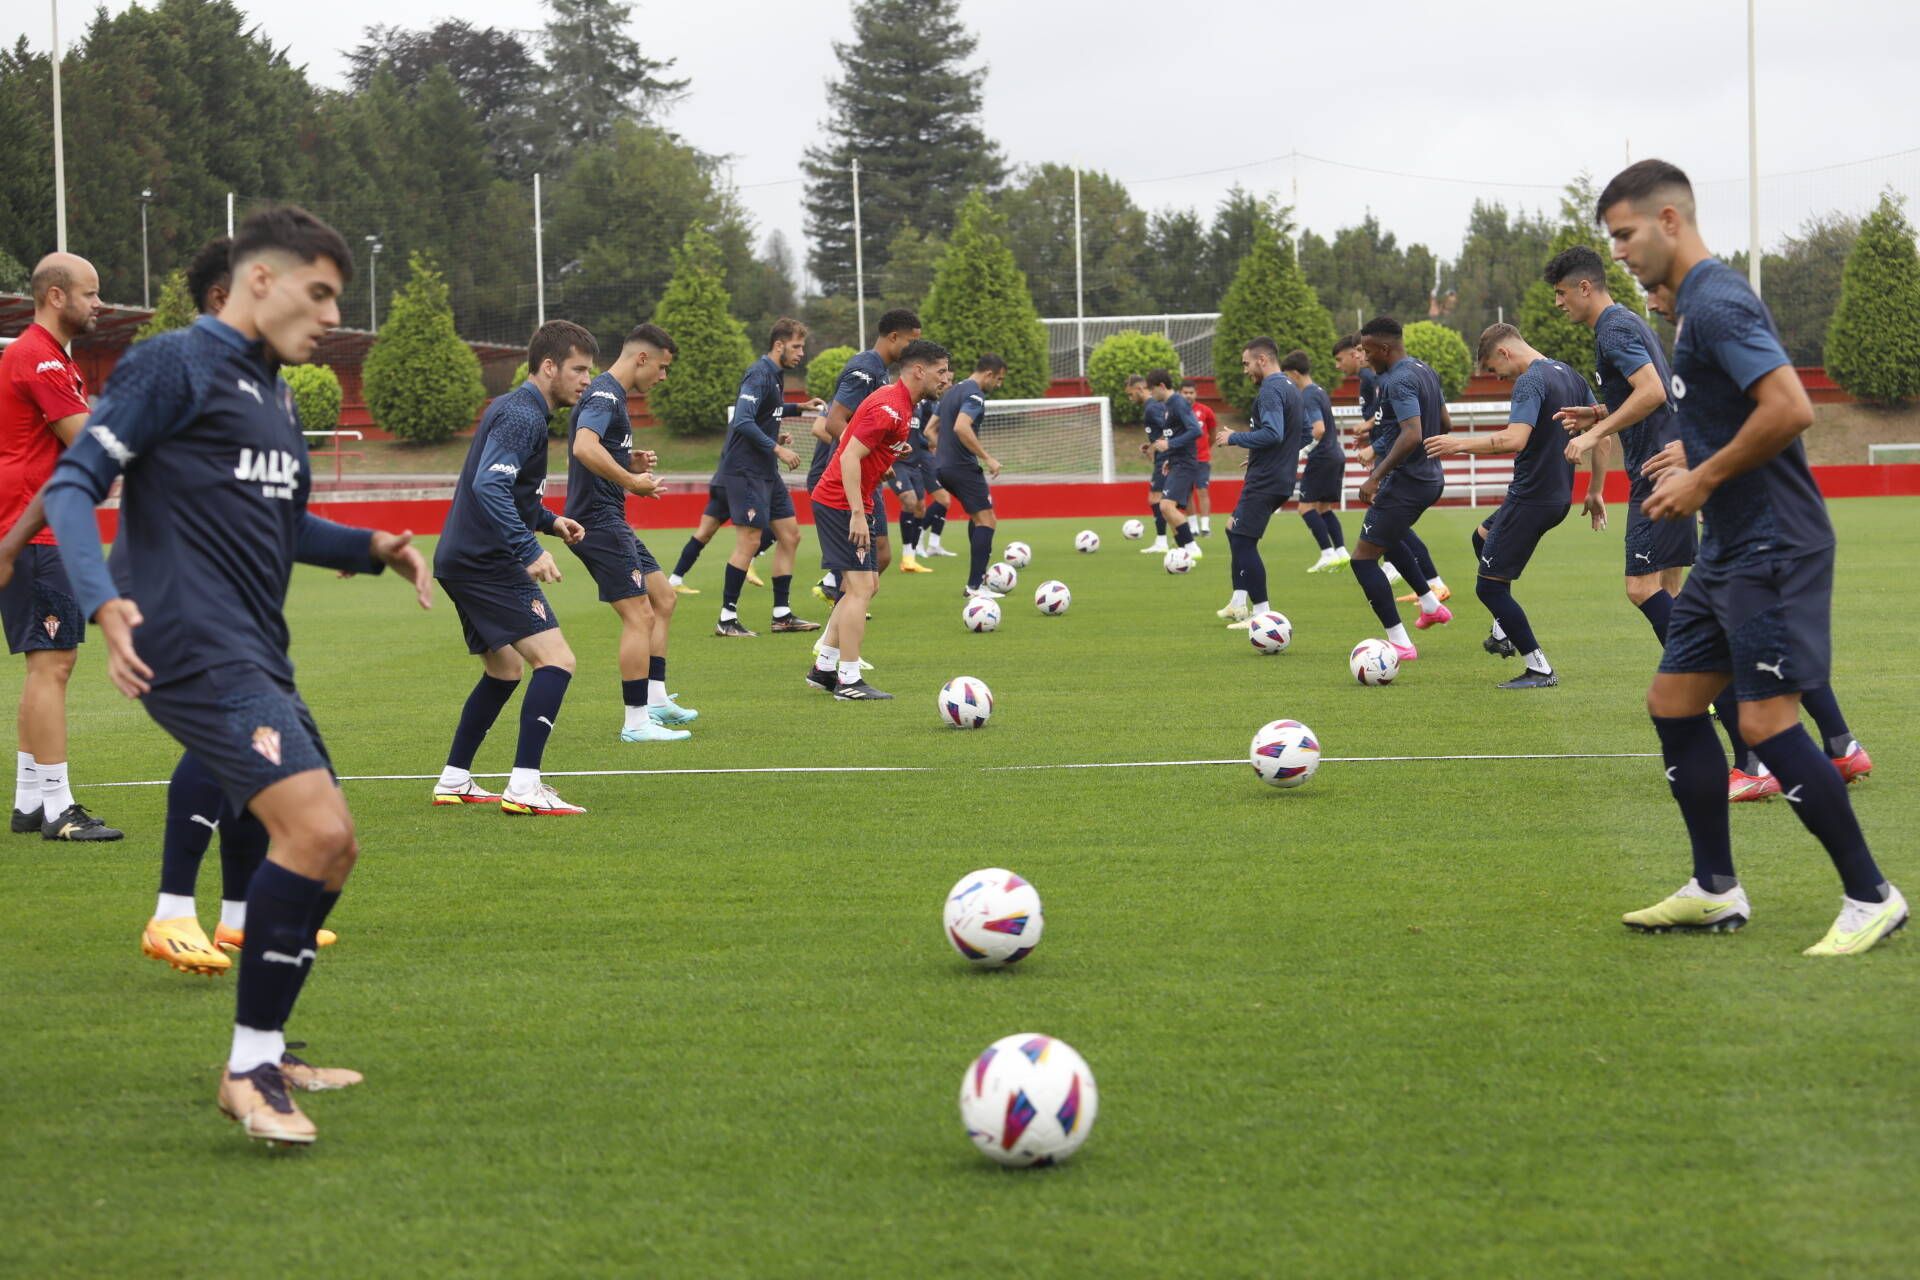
[533,173,546,328]
[139,190,152,308]
[1747,0,1762,296]
[1072,166,1086,380]
[852,159,866,342]
[366,236,381,330]
[51,0,66,251]
[226,192,234,237]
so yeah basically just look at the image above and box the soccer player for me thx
[713,318,824,636]
[1213,337,1304,628]
[664,488,772,595]
[806,339,950,700]
[1288,349,1348,573]
[41,205,434,1142]
[808,309,920,605]
[1127,375,1170,552]
[431,320,594,816]
[931,353,1008,597]
[1425,323,1597,688]
[890,392,939,572]
[1349,317,1453,660]
[563,321,699,742]
[1146,370,1205,559]
[1180,379,1215,536]
[0,251,122,842]
[1599,159,1904,955]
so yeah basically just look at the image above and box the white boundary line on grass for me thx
[79,752,1659,790]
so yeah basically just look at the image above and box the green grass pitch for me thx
[5,499,1916,1277]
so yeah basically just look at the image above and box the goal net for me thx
[960,396,1115,483]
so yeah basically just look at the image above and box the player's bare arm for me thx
[574,428,660,498]
[1562,364,1666,461]
[952,412,999,479]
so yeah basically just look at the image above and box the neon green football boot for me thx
[1803,885,1908,957]
[1622,879,1751,933]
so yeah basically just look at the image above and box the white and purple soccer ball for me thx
[960,1032,1097,1167]
[1163,546,1195,575]
[1248,611,1292,655]
[944,867,1040,963]
[1250,718,1321,788]
[1003,541,1033,569]
[962,597,1001,633]
[1034,580,1071,615]
[985,561,1019,594]
[1350,638,1400,686]
[1074,530,1100,554]
[1121,519,1145,541]
[938,676,995,729]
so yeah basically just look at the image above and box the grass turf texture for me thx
[5,499,1916,1278]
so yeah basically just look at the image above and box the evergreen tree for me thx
[878,225,946,315]
[1297,214,1442,335]
[650,226,754,437]
[135,270,196,339]
[1212,222,1338,412]
[538,0,686,157]
[801,0,1005,295]
[995,165,1153,317]
[1449,199,1555,342]
[1144,208,1211,311]
[362,253,487,444]
[1826,192,1920,405]
[0,245,26,294]
[1516,179,1648,381]
[346,20,542,177]
[1087,331,1181,426]
[921,193,1048,398]
[1403,321,1473,400]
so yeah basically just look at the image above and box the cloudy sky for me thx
[12,0,1918,302]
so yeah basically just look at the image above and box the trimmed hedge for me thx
[1826,192,1920,405]
[806,346,859,403]
[650,225,755,436]
[1088,330,1181,426]
[362,253,487,444]
[282,363,343,435]
[922,192,1049,398]
[1404,321,1473,401]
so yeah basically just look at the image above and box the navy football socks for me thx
[1799,685,1855,756]
[514,667,571,770]
[1402,529,1440,582]
[1228,532,1266,605]
[1384,541,1431,596]
[1652,713,1737,892]
[900,512,918,551]
[235,860,324,1035]
[1351,558,1401,627]
[158,753,226,897]
[1476,577,1539,657]
[1323,512,1345,548]
[219,809,269,905]
[447,674,518,771]
[276,887,341,1025]
[968,524,994,589]
[1301,511,1331,549]
[672,537,704,578]
[1636,590,1673,641]
[721,563,747,614]
[926,501,947,537]
[1750,725,1887,901]
[1153,510,1166,537]
[773,575,793,612]
[1174,523,1195,547]
[622,677,647,709]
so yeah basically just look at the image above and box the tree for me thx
[1825,192,1920,405]
[1516,178,1648,380]
[1205,188,1293,304]
[877,225,946,317]
[995,165,1152,317]
[362,253,487,444]
[649,225,754,437]
[1403,321,1473,401]
[135,270,196,339]
[806,345,859,403]
[0,245,25,293]
[1298,214,1442,334]
[921,192,1048,398]
[1143,208,1211,312]
[1729,213,1861,365]
[1449,199,1555,341]
[1087,331,1181,425]
[801,0,1005,295]
[537,0,686,158]
[345,20,542,178]
[1211,222,1338,413]
[282,364,344,435]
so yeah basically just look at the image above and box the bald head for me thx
[30,253,101,343]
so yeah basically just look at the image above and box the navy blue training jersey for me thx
[1671,257,1832,564]
[1302,382,1340,461]
[1504,358,1590,504]
[564,371,632,530]
[1232,372,1304,496]
[1142,396,1167,447]
[909,397,936,459]
[809,349,889,484]
[1357,367,1383,448]
[1372,357,1446,490]
[720,355,790,482]
[40,315,382,686]
[934,378,989,470]
[1593,302,1680,498]
[1159,392,1202,462]
[435,380,558,578]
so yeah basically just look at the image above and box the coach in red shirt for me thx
[1181,379,1218,536]
[0,252,121,840]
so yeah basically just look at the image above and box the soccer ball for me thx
[943,867,1039,963]
[1003,541,1032,568]
[1074,530,1100,554]
[962,597,1001,633]
[985,561,1018,593]
[1034,580,1071,615]
[1122,519,1145,540]
[1248,611,1292,655]
[1250,718,1321,788]
[959,1033,1098,1167]
[1350,638,1400,686]
[1163,546,1195,574]
[938,676,995,729]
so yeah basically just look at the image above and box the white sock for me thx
[1526,649,1552,674]
[1229,590,1249,608]
[1386,623,1412,648]
[1252,600,1269,614]
[1418,591,1441,614]
[623,702,647,732]
[154,892,196,921]
[1200,517,1211,532]
[815,644,840,672]
[719,606,738,621]
[822,571,838,589]
[228,1025,285,1074]
[39,761,73,818]
[773,605,792,619]
[1431,577,1448,594]
[1491,621,1507,640]
[507,766,540,796]
[668,574,684,587]
[838,659,863,684]
[647,681,669,708]
[917,535,930,555]
[15,751,37,813]
[926,533,940,551]
[437,765,472,790]
[220,899,247,931]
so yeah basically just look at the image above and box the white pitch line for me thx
[78,752,1658,790]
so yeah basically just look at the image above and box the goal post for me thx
[967,396,1115,484]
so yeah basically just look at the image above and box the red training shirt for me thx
[0,322,90,546]
[811,381,913,514]
[1192,400,1216,463]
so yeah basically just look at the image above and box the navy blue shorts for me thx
[1194,462,1213,489]
[816,504,880,574]
[719,473,774,530]
[438,572,560,655]
[889,458,928,498]
[867,485,891,541]
[1624,501,1697,575]
[768,481,795,522]
[936,464,993,515]
[1477,500,1569,581]
[1660,547,1834,701]
[569,523,661,602]
[701,482,728,522]
[2,544,84,654]
[1149,455,1167,494]
[1163,460,1199,508]
[1228,488,1292,539]
[142,662,334,812]
[1298,454,1344,503]
[1358,476,1444,550]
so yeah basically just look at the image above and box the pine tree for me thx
[801,0,1005,295]
[1825,192,1920,406]
[537,0,686,156]
[362,253,487,444]
[921,193,1048,399]
[1211,221,1338,412]
[650,225,755,437]
[135,270,197,340]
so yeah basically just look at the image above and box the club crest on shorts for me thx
[41,614,59,639]
[531,599,548,621]
[251,726,283,766]
[630,568,645,588]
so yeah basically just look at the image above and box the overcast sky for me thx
[12,0,1919,304]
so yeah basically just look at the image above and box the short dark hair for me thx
[898,338,949,366]
[1332,333,1361,356]
[768,317,807,347]
[625,322,676,355]
[1144,368,1175,390]
[1179,378,1198,391]
[1543,245,1609,291]
[1242,336,1281,362]
[1477,322,1523,366]
[974,352,1006,374]
[231,205,354,283]
[1124,374,1147,388]
[528,319,599,373]
[186,237,232,315]
[877,308,921,338]
[1595,159,1693,224]
[1359,316,1402,340]
[1280,349,1312,375]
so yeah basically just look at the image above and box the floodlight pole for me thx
[226,192,234,237]
[139,189,153,308]
[1073,166,1086,380]
[51,0,66,251]
[534,173,546,328]
[1746,0,1762,296]
[852,159,866,342]
[366,236,382,330]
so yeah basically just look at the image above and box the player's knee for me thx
[651,588,675,620]
[1624,577,1657,606]
[1475,575,1510,605]
[534,643,577,675]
